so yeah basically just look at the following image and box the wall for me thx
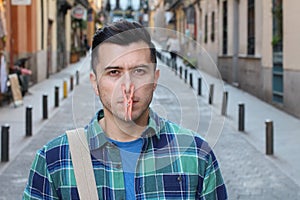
[282,0,300,117]
[215,0,300,118]
[65,9,72,66]
[218,56,233,83]
[197,0,219,76]
[238,57,263,98]
[48,0,57,74]
[238,0,247,55]
[226,0,234,56]
[261,0,273,102]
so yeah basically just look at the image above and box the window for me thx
[222,1,228,54]
[272,0,283,103]
[272,0,283,52]
[204,14,208,43]
[247,0,255,55]
[211,11,215,42]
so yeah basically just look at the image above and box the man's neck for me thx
[99,110,149,142]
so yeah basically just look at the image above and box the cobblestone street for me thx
[0,60,299,199]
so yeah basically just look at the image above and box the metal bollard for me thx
[1,124,10,162]
[221,91,228,115]
[265,120,274,155]
[179,66,182,79]
[198,78,202,96]
[63,80,68,99]
[208,84,214,104]
[55,86,59,107]
[70,75,74,91]
[189,73,193,88]
[174,63,177,75]
[184,69,188,83]
[26,105,33,136]
[42,94,48,119]
[76,70,79,85]
[238,103,245,131]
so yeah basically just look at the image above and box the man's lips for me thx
[116,98,139,104]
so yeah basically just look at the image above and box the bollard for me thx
[1,124,10,162]
[265,120,274,155]
[221,91,228,115]
[173,60,177,72]
[184,69,188,83]
[42,94,48,119]
[208,84,214,104]
[76,70,79,85]
[55,86,59,107]
[63,80,68,99]
[26,105,33,136]
[198,78,202,96]
[179,66,182,79]
[70,75,74,91]
[189,73,193,88]
[238,103,245,131]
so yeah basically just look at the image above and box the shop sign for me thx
[11,0,31,5]
[72,4,85,20]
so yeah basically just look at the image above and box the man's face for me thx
[90,41,160,123]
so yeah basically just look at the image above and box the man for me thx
[23,20,227,199]
[166,33,180,69]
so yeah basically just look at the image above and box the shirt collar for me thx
[86,108,162,151]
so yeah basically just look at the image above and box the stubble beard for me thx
[98,87,153,125]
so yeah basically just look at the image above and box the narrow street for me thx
[0,56,299,199]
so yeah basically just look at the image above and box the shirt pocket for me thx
[145,173,198,199]
[161,173,198,191]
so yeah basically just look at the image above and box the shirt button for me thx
[177,175,182,182]
[107,143,114,148]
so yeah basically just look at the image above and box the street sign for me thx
[72,4,86,20]
[11,0,31,5]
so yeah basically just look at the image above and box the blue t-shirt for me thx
[109,138,143,200]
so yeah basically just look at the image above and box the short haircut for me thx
[91,20,157,73]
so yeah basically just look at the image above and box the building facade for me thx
[4,0,101,84]
[151,0,300,118]
[6,0,68,83]
[217,0,300,117]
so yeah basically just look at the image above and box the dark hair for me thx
[91,20,157,73]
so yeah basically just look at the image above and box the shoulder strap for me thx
[66,128,99,200]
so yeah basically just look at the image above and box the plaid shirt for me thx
[23,109,227,199]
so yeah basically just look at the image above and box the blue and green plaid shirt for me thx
[23,109,227,199]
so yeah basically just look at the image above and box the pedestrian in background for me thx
[23,20,227,199]
[166,33,180,69]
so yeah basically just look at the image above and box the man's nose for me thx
[122,72,133,94]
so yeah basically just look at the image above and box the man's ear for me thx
[153,69,160,90]
[90,72,99,96]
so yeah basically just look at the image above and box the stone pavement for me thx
[0,53,300,199]
[0,56,91,172]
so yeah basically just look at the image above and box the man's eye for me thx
[133,68,145,75]
[109,70,120,76]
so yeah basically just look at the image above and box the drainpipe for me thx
[232,0,239,86]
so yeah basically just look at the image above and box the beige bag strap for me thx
[66,128,99,200]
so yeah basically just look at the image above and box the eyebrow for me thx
[104,66,122,71]
[104,64,151,71]
[133,64,151,69]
